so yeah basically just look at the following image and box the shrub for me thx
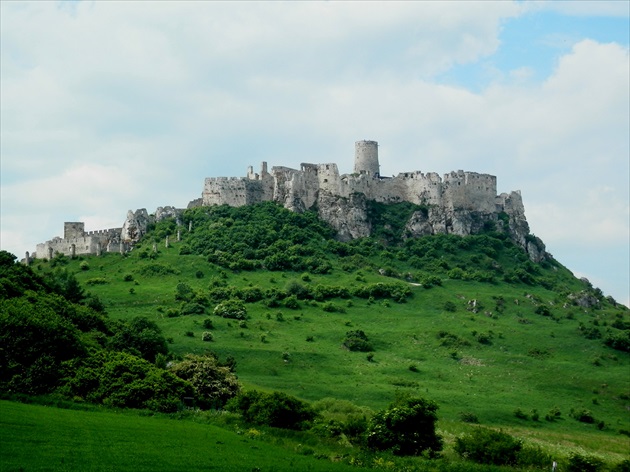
[180,302,205,316]
[567,453,605,472]
[85,278,108,286]
[366,395,443,456]
[61,350,192,413]
[459,412,479,424]
[123,274,134,282]
[226,390,317,430]
[571,408,595,423]
[79,261,90,271]
[202,318,213,329]
[169,354,240,409]
[213,299,247,320]
[343,330,373,352]
[454,427,522,466]
[201,331,213,342]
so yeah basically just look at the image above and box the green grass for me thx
[31,229,630,464]
[0,400,356,472]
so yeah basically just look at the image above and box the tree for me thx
[366,395,443,456]
[108,317,168,362]
[169,354,240,409]
[213,299,247,319]
[226,390,317,430]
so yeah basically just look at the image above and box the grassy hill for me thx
[3,202,629,470]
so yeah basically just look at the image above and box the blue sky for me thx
[1,1,628,305]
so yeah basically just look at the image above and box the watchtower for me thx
[354,140,379,176]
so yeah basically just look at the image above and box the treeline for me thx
[0,251,238,412]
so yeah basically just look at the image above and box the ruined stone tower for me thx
[354,140,379,176]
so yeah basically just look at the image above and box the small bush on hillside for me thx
[459,411,479,424]
[79,261,90,271]
[366,395,443,457]
[605,331,630,352]
[570,408,595,423]
[85,277,108,285]
[567,453,605,472]
[180,302,205,316]
[214,299,247,320]
[343,330,373,352]
[454,427,522,466]
[202,318,213,329]
[170,354,240,409]
[226,390,317,430]
[201,331,213,342]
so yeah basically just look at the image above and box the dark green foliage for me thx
[138,263,179,277]
[108,317,168,362]
[567,453,605,472]
[213,299,247,319]
[605,331,630,352]
[169,354,240,409]
[570,408,596,423]
[180,302,206,316]
[342,330,373,352]
[459,412,479,423]
[437,331,471,348]
[454,427,522,466]
[366,201,428,244]
[0,294,86,394]
[226,390,317,430]
[366,395,443,456]
[183,203,334,272]
[60,350,192,412]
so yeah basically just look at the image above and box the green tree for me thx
[108,317,168,362]
[366,395,443,456]
[169,354,240,409]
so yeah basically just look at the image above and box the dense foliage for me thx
[366,395,443,456]
[226,390,318,430]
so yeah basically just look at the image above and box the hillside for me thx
[2,201,629,470]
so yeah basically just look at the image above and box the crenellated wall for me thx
[199,142,509,216]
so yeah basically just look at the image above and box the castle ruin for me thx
[31,140,545,262]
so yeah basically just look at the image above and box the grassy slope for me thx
[42,236,630,463]
[0,400,356,472]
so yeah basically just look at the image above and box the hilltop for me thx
[4,200,628,470]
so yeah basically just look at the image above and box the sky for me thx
[1,1,629,306]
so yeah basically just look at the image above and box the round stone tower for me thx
[354,140,379,176]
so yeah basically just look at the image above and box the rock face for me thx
[317,193,371,241]
[121,209,151,243]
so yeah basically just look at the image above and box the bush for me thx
[343,330,373,352]
[226,390,317,430]
[201,331,213,342]
[213,299,247,320]
[454,427,522,466]
[366,395,443,456]
[61,350,192,413]
[567,453,605,472]
[169,354,240,409]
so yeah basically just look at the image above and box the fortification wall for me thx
[35,228,125,259]
[442,171,497,212]
[203,177,250,207]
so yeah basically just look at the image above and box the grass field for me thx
[0,400,360,472]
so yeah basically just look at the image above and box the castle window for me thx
[323,179,328,183]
